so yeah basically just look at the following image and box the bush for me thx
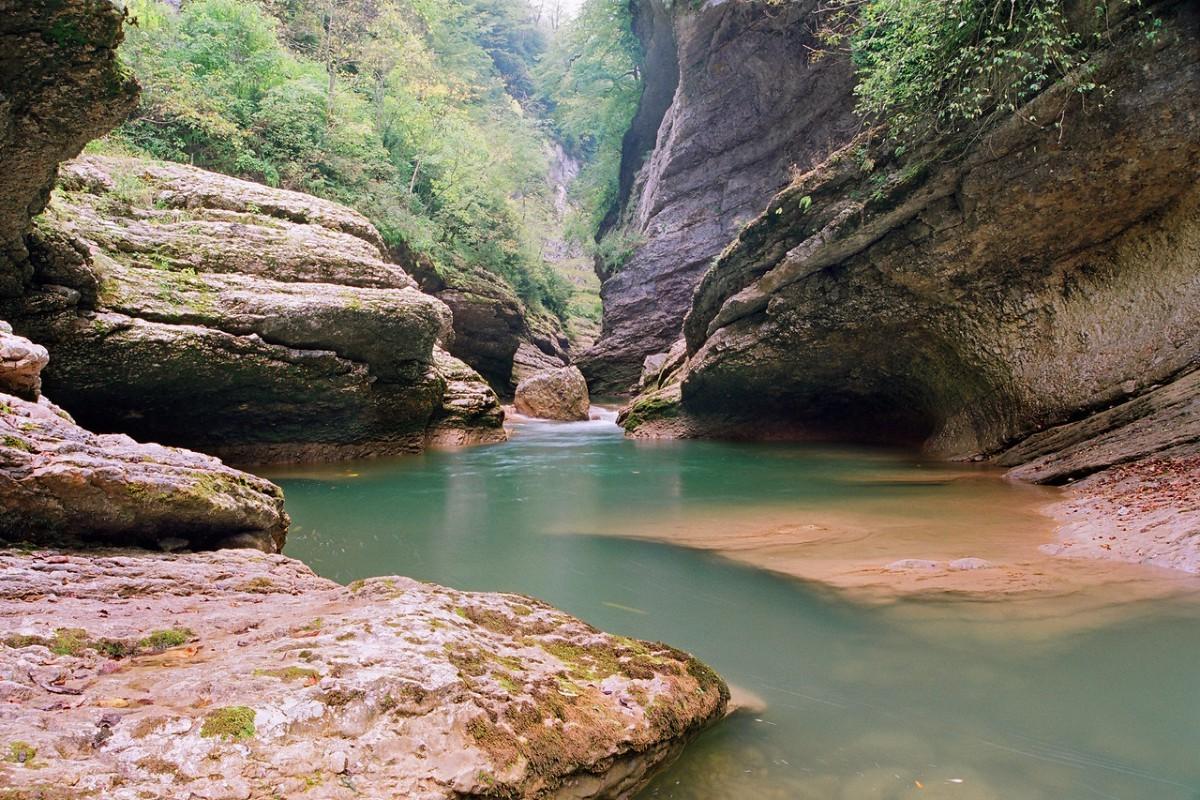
[817,0,1157,145]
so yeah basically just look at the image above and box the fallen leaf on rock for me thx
[96,697,131,708]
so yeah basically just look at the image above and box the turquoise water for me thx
[268,416,1200,800]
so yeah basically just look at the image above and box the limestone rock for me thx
[0,323,48,400]
[628,4,1200,471]
[513,341,568,385]
[0,391,288,552]
[399,242,570,394]
[1000,369,1200,485]
[1044,452,1200,574]
[948,558,993,571]
[577,0,859,394]
[0,0,139,296]
[515,366,590,421]
[0,548,729,799]
[5,156,506,461]
[425,347,508,448]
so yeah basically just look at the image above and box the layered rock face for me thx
[577,0,859,394]
[628,3,1199,467]
[0,548,728,799]
[400,244,570,395]
[0,324,288,552]
[0,0,138,297]
[3,156,505,461]
[514,366,591,421]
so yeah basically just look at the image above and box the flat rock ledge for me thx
[0,388,289,554]
[0,549,729,800]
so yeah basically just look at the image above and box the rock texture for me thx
[514,366,591,421]
[629,2,1199,464]
[0,324,288,552]
[0,548,728,799]
[0,0,139,298]
[1045,454,1200,574]
[0,321,48,400]
[425,347,508,448]
[3,156,506,461]
[399,244,569,395]
[577,0,859,394]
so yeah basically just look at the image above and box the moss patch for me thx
[1,435,34,453]
[237,577,276,593]
[254,666,320,682]
[5,741,37,766]
[620,391,681,431]
[137,628,193,652]
[200,706,255,740]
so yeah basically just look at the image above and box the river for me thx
[263,412,1200,800]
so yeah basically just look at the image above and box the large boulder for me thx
[4,156,506,461]
[0,0,139,297]
[0,321,48,400]
[514,366,591,421]
[0,323,288,552]
[0,548,728,799]
[425,346,508,448]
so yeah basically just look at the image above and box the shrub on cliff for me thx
[817,0,1164,145]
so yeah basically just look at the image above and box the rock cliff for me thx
[0,548,728,799]
[650,2,1199,457]
[0,0,138,298]
[3,156,505,462]
[578,0,859,394]
[619,1,1200,571]
[400,243,570,395]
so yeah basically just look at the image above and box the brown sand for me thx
[568,468,1200,611]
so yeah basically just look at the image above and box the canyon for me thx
[2,0,1199,796]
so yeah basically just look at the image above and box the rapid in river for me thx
[263,412,1200,800]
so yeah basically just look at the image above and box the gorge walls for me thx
[578,0,860,394]
[622,0,1200,488]
[0,0,138,296]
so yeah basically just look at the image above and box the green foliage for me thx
[592,227,643,275]
[5,741,37,766]
[112,0,572,319]
[138,628,194,652]
[536,0,642,238]
[817,0,1156,145]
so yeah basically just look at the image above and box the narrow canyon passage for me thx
[267,415,1200,800]
[3,0,1197,796]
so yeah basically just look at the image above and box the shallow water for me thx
[266,414,1200,799]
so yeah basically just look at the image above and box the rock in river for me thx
[4,156,506,461]
[0,324,288,552]
[514,366,591,421]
